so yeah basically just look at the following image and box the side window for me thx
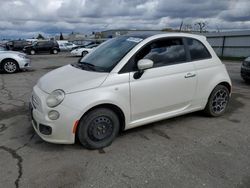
[37,42,44,47]
[135,38,187,68]
[187,38,211,60]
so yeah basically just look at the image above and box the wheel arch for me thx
[205,81,232,107]
[218,81,232,94]
[76,103,126,139]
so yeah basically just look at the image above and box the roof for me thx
[124,32,206,41]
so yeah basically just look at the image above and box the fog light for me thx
[48,110,60,120]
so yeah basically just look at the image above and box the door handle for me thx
[185,72,196,78]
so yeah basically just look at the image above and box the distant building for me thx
[101,29,166,38]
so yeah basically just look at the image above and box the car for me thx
[70,43,99,57]
[71,41,102,51]
[57,41,78,51]
[0,46,7,51]
[241,57,250,83]
[30,33,231,149]
[23,41,60,55]
[5,40,32,51]
[0,50,31,73]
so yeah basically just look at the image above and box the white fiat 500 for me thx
[30,33,231,149]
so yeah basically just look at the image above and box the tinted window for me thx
[187,38,211,60]
[135,38,187,68]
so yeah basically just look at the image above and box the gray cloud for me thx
[0,0,249,39]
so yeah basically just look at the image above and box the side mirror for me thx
[134,59,154,79]
[137,59,154,71]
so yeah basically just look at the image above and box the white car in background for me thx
[70,43,99,57]
[57,41,78,51]
[31,33,231,149]
[0,47,31,73]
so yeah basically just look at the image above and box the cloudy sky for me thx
[0,0,250,39]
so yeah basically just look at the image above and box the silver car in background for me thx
[0,47,31,73]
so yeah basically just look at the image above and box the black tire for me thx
[204,85,230,117]
[30,50,35,55]
[242,78,250,84]
[82,51,88,57]
[78,108,120,149]
[2,59,19,73]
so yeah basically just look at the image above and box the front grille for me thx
[31,93,42,112]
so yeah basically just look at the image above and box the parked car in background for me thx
[241,56,250,83]
[30,33,231,149]
[23,41,60,55]
[70,43,99,57]
[0,46,7,51]
[71,41,101,51]
[5,40,32,51]
[0,50,31,73]
[57,40,78,51]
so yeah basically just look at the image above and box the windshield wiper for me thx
[79,62,96,71]
[78,62,108,72]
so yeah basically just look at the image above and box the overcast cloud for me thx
[0,0,250,39]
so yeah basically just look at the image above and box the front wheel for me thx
[2,59,19,73]
[204,85,230,117]
[78,108,120,149]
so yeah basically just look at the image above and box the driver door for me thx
[129,37,197,122]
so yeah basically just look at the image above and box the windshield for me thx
[78,36,143,72]
[85,44,98,48]
[0,46,7,51]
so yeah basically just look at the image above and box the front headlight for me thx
[18,54,27,59]
[46,90,65,108]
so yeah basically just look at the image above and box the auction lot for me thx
[0,53,250,188]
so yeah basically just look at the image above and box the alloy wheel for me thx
[211,89,229,114]
[4,61,17,73]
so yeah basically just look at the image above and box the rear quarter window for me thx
[187,38,211,61]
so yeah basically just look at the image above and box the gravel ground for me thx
[0,53,250,188]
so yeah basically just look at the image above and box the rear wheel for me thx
[30,50,35,55]
[242,78,250,84]
[78,108,120,149]
[2,59,19,73]
[204,85,230,117]
[82,51,88,57]
[53,49,58,54]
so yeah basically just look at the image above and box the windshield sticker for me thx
[126,37,143,43]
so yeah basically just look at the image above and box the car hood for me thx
[0,51,26,56]
[37,64,109,94]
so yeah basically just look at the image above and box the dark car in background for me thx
[6,40,32,51]
[23,41,60,55]
[241,57,250,83]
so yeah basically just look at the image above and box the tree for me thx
[183,24,193,32]
[194,21,208,33]
[60,32,64,40]
[161,28,173,32]
[36,34,45,40]
[179,20,184,31]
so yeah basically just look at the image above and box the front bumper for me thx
[241,66,250,80]
[30,85,81,144]
[19,58,31,69]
